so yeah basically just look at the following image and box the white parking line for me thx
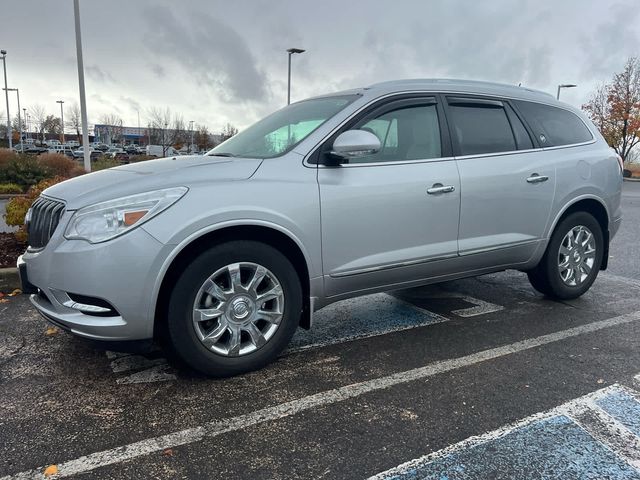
[565,398,640,469]
[3,310,639,480]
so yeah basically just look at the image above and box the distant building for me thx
[94,124,148,145]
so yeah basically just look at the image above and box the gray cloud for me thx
[1,0,639,131]
[143,6,268,103]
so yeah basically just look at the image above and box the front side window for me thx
[348,103,442,164]
[447,99,517,156]
[208,95,358,158]
[514,100,593,147]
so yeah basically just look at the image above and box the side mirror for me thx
[329,130,381,161]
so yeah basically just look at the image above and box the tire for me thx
[166,241,302,377]
[527,212,604,299]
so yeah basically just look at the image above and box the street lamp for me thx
[73,0,91,171]
[3,88,22,152]
[23,108,27,142]
[286,47,305,105]
[189,120,194,153]
[56,100,65,144]
[556,84,577,100]
[1,50,11,149]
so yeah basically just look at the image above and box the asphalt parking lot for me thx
[1,182,639,479]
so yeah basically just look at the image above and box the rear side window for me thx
[446,98,516,156]
[514,100,593,146]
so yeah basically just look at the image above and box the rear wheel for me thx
[166,241,302,377]
[527,212,604,299]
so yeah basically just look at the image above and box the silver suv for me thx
[18,79,623,376]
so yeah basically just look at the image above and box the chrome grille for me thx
[27,197,65,249]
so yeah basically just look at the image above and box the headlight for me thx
[65,187,187,243]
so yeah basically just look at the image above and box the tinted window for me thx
[514,100,593,146]
[447,100,516,155]
[349,103,442,163]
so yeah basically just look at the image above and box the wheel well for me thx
[154,225,312,337]
[557,199,610,269]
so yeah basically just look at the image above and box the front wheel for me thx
[527,212,604,299]
[166,241,302,377]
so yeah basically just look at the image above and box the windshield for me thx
[208,95,359,158]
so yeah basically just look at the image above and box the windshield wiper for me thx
[209,152,236,157]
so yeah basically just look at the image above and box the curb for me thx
[623,177,640,182]
[0,267,20,293]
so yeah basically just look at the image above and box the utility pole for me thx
[56,100,65,144]
[3,88,21,152]
[189,120,194,153]
[1,50,11,149]
[286,48,305,105]
[73,0,91,171]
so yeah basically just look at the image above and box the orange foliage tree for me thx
[583,57,640,163]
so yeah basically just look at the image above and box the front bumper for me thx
[20,222,166,341]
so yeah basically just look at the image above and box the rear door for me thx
[445,96,556,263]
[317,95,461,297]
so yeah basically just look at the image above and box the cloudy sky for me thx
[1,0,639,133]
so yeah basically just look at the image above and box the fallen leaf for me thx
[45,327,60,336]
[0,298,8,304]
[162,448,174,457]
[44,464,58,476]
[597,378,605,384]
[0,292,4,298]
[8,289,22,296]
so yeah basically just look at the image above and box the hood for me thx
[43,155,263,210]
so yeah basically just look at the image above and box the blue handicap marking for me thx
[384,415,640,480]
[595,389,640,438]
[287,293,446,353]
[375,385,640,480]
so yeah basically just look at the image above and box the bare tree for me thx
[583,57,640,162]
[43,115,62,135]
[29,105,47,143]
[194,124,213,150]
[66,102,82,143]
[146,107,190,154]
[99,114,124,145]
[221,123,238,141]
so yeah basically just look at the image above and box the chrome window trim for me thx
[304,89,598,168]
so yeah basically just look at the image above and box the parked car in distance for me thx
[47,145,75,158]
[66,140,80,148]
[19,79,623,378]
[72,146,101,160]
[45,139,61,147]
[146,144,177,157]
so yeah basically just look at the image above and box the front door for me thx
[317,96,461,298]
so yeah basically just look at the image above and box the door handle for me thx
[526,174,549,184]
[427,184,456,194]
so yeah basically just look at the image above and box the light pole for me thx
[286,48,305,105]
[56,100,65,144]
[556,84,577,100]
[162,122,167,156]
[23,108,27,142]
[73,0,91,171]
[3,88,22,152]
[1,50,11,149]
[189,120,194,153]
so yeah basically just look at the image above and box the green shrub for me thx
[92,156,120,171]
[0,154,48,189]
[0,183,23,194]
[5,176,67,242]
[38,153,79,178]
